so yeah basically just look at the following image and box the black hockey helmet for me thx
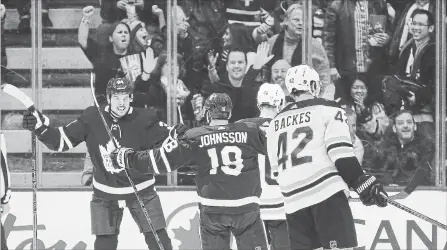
[106,77,134,96]
[203,93,233,120]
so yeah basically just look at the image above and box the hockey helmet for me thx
[203,93,233,120]
[106,77,134,96]
[285,65,321,97]
[257,83,286,112]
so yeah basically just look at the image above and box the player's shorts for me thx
[90,192,167,235]
[263,220,290,250]
[286,191,357,249]
[199,209,268,250]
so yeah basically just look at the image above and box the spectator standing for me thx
[322,0,392,101]
[395,9,435,142]
[270,0,327,41]
[214,22,257,75]
[79,6,145,104]
[388,0,435,67]
[270,59,291,96]
[266,3,332,99]
[204,42,273,122]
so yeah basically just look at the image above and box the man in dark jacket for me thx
[203,42,273,122]
[388,0,435,67]
[371,110,434,185]
[395,8,435,142]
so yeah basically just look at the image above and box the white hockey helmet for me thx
[285,64,321,97]
[257,82,286,112]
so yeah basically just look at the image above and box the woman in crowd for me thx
[341,73,390,170]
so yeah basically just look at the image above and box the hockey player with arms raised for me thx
[21,78,173,250]
[238,83,290,250]
[266,65,388,250]
[111,93,269,250]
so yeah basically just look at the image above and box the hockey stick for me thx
[0,84,38,248]
[381,193,447,231]
[350,167,428,202]
[89,73,165,250]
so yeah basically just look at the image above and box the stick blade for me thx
[403,167,428,195]
[1,84,35,110]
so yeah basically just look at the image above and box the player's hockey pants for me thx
[199,209,268,250]
[94,229,172,250]
[90,192,172,249]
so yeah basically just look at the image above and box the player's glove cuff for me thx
[113,147,134,170]
[353,174,377,206]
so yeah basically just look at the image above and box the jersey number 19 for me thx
[207,146,244,176]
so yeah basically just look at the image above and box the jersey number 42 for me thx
[277,126,313,170]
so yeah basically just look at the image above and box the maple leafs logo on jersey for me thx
[99,137,123,174]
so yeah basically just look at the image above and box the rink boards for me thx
[1,189,446,250]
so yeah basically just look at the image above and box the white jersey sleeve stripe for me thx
[149,150,160,175]
[159,147,172,173]
[328,147,356,162]
[57,129,65,152]
[59,127,74,149]
[325,136,352,146]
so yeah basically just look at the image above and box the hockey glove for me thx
[22,110,49,134]
[110,147,135,170]
[169,123,189,140]
[353,174,388,207]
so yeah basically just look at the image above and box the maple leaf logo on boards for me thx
[171,212,201,250]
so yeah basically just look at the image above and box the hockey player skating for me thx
[21,78,173,250]
[266,65,388,250]
[238,83,290,250]
[110,93,269,250]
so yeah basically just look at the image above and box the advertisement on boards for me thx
[1,190,446,250]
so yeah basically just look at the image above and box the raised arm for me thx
[22,108,90,152]
[78,6,95,49]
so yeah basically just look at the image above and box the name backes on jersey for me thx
[199,132,247,148]
[274,111,311,131]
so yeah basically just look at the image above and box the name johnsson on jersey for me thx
[199,132,247,148]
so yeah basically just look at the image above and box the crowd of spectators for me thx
[1,0,440,186]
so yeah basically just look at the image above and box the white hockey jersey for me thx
[239,117,285,220]
[267,98,353,214]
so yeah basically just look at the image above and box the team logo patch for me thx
[99,137,124,174]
